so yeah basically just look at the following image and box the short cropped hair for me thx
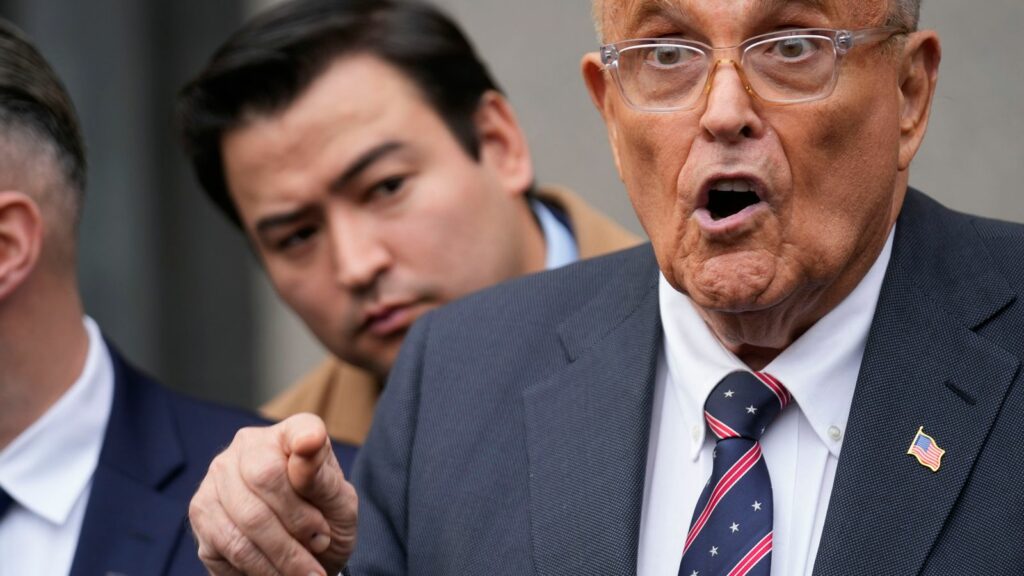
[591,0,922,41]
[888,0,922,30]
[179,0,502,227]
[0,18,86,219]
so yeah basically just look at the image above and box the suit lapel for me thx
[523,247,662,575]
[69,348,187,576]
[813,191,1020,576]
[69,468,185,576]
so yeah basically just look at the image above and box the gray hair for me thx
[591,0,921,42]
[889,0,922,30]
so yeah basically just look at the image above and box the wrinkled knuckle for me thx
[275,543,311,574]
[221,528,262,568]
[234,498,275,533]
[232,426,258,446]
[208,452,230,477]
[282,504,322,536]
[244,457,285,493]
[196,541,220,563]
[188,497,208,528]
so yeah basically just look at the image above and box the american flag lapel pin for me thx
[907,426,945,472]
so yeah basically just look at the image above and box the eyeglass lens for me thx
[615,34,838,110]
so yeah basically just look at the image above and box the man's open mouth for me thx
[706,179,762,221]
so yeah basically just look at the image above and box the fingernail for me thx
[310,531,331,554]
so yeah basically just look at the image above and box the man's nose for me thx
[327,211,391,290]
[699,60,764,143]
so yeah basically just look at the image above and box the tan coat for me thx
[261,185,642,445]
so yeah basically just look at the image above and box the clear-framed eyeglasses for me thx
[600,27,907,112]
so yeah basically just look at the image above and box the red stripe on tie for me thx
[705,411,739,439]
[683,444,762,554]
[728,531,773,576]
[754,372,789,410]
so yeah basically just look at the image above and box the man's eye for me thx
[370,176,406,199]
[772,37,815,59]
[647,45,688,68]
[276,225,318,251]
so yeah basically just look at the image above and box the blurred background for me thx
[0,0,1020,409]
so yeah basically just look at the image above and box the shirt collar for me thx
[532,198,579,270]
[661,227,895,460]
[0,316,114,525]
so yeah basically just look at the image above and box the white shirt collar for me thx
[0,316,114,525]
[660,228,894,460]
[532,198,579,270]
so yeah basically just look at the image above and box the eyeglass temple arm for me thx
[840,26,907,53]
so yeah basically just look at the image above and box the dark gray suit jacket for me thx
[350,189,1024,575]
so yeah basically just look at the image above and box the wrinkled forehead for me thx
[596,0,889,41]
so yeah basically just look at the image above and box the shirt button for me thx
[828,426,842,442]
[691,425,702,442]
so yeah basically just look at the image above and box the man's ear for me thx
[581,51,624,179]
[0,191,43,301]
[474,90,534,198]
[897,30,941,171]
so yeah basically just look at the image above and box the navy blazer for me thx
[350,189,1024,575]
[68,346,358,576]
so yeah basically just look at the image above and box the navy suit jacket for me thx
[350,189,1024,575]
[67,346,358,576]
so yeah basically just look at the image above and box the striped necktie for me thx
[678,371,790,576]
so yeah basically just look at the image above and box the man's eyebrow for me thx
[254,141,407,236]
[620,0,688,38]
[256,205,317,235]
[753,0,830,17]
[619,0,830,39]
[328,141,405,193]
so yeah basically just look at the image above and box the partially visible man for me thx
[191,0,1024,575]
[177,0,639,446]
[0,18,355,576]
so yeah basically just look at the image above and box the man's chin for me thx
[359,334,407,377]
[671,254,778,310]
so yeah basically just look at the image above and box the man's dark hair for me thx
[0,18,86,211]
[179,0,502,227]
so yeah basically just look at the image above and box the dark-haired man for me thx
[0,17,352,576]
[191,0,1024,574]
[178,0,638,447]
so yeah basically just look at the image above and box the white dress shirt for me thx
[637,229,894,576]
[532,198,579,270]
[0,317,114,576]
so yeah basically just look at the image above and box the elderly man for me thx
[178,0,638,447]
[0,18,326,576]
[190,0,1024,574]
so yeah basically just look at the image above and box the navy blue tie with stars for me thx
[678,371,790,576]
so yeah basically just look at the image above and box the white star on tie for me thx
[730,522,740,533]
[724,390,735,398]
[752,500,762,511]
[690,572,699,576]
[709,546,719,557]
[746,405,758,414]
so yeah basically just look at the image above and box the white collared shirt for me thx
[637,229,894,576]
[532,198,579,270]
[0,317,114,576]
